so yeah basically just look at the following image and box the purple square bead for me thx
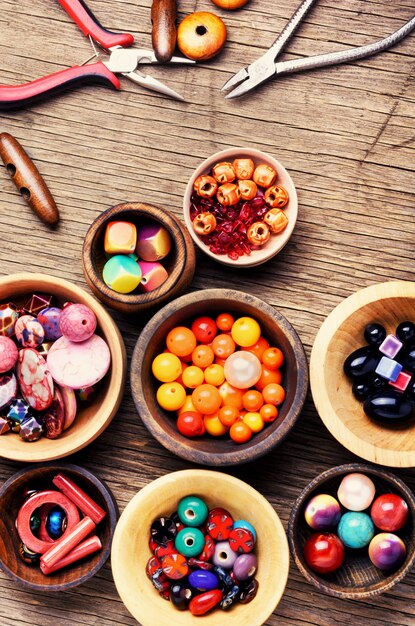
[379,334,402,359]
[375,356,403,382]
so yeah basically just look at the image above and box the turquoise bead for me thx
[102,255,142,294]
[177,496,208,527]
[337,512,375,549]
[233,519,257,543]
[175,527,205,557]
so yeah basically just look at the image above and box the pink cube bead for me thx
[137,261,168,292]
[389,371,411,392]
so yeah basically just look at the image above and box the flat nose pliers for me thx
[0,0,194,110]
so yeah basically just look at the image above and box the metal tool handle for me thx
[276,14,415,75]
[267,0,318,61]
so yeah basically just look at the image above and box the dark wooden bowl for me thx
[130,289,308,466]
[82,202,196,314]
[0,463,118,591]
[288,463,415,599]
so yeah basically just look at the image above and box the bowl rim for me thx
[130,288,308,466]
[287,462,415,599]
[182,147,298,268]
[0,462,119,591]
[82,201,193,306]
[310,280,415,468]
[111,468,289,625]
[0,272,126,462]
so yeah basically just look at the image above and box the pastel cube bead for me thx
[375,356,403,382]
[389,370,411,392]
[137,261,168,292]
[103,255,142,294]
[136,224,172,262]
[379,335,403,359]
[104,221,137,254]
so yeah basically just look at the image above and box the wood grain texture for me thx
[0,0,414,624]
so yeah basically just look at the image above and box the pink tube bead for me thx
[52,473,106,524]
[40,516,96,570]
[40,535,102,575]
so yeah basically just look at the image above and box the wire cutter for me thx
[0,0,194,110]
[222,0,415,99]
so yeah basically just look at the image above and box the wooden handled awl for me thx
[0,132,59,226]
[151,0,177,63]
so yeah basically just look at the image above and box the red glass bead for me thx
[207,512,234,541]
[189,589,223,616]
[228,528,255,554]
[155,540,176,559]
[161,553,189,580]
[371,494,409,532]
[146,555,161,578]
[188,557,213,570]
[303,533,345,574]
[199,535,215,561]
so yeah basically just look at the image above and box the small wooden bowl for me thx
[310,281,415,467]
[288,463,415,598]
[111,469,289,626]
[0,462,118,591]
[0,272,126,463]
[183,147,298,268]
[82,202,196,314]
[130,288,308,466]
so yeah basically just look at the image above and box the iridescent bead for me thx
[136,224,172,262]
[337,473,376,511]
[175,527,205,557]
[45,506,67,539]
[0,303,19,337]
[76,386,97,402]
[177,495,208,527]
[0,417,10,435]
[23,294,53,316]
[103,255,142,294]
[212,541,237,569]
[19,415,44,442]
[224,351,262,389]
[369,533,406,570]
[304,494,341,530]
[18,542,40,565]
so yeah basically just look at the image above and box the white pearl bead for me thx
[224,351,261,389]
[337,473,376,511]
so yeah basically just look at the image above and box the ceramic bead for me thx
[0,335,18,372]
[170,582,193,610]
[396,321,415,345]
[46,506,67,539]
[161,552,189,579]
[43,387,65,439]
[17,348,53,411]
[188,569,219,591]
[337,473,376,511]
[175,527,205,557]
[232,520,257,543]
[304,494,341,530]
[23,294,53,316]
[343,346,380,380]
[104,221,137,254]
[189,589,223,616]
[212,541,237,569]
[370,494,409,532]
[239,578,259,604]
[368,533,406,570]
[137,261,168,292]
[364,323,386,346]
[229,528,255,554]
[364,392,414,425]
[379,335,403,359]
[177,495,208,527]
[103,255,142,293]
[59,304,97,343]
[0,371,18,410]
[7,398,32,425]
[151,517,177,546]
[375,356,402,382]
[19,415,44,442]
[207,511,234,541]
[47,334,110,389]
[233,553,257,580]
[37,307,63,341]
[303,533,345,574]
[136,224,172,261]
[15,315,45,348]
[0,303,19,337]
[224,351,262,389]
[337,512,375,548]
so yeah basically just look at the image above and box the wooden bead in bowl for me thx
[130,288,308,466]
[310,281,415,467]
[0,272,126,463]
[288,463,415,599]
[82,202,196,314]
[0,462,118,591]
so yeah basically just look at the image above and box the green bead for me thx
[177,496,208,527]
[175,527,205,557]
[102,255,142,294]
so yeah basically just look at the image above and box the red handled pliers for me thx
[0,0,194,110]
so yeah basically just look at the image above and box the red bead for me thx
[146,555,162,578]
[177,412,204,438]
[161,553,189,580]
[52,473,106,524]
[188,557,213,570]
[207,512,234,541]
[149,538,158,553]
[40,536,102,575]
[303,533,345,574]
[199,535,215,561]
[155,540,176,559]
[229,528,255,554]
[189,589,223,616]
[370,494,409,532]
[191,317,218,343]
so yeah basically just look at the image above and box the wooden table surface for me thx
[0,0,414,624]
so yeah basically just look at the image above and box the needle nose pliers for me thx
[0,0,194,110]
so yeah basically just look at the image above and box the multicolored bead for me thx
[15,315,45,348]
[161,553,189,580]
[0,335,18,372]
[104,221,137,255]
[76,385,97,403]
[17,349,53,411]
[375,356,403,382]
[45,506,67,539]
[0,416,10,435]
[232,519,257,543]
[43,387,65,439]
[103,255,142,294]
[18,542,40,565]
[0,371,18,410]
[58,304,97,343]
[368,532,406,570]
[304,494,342,530]
[136,224,172,262]
[37,307,63,341]
[19,415,44,442]
[137,261,168,292]
[7,398,32,425]
[0,303,19,337]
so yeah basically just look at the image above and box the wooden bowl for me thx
[130,288,308,466]
[112,469,289,626]
[183,147,298,268]
[0,462,118,591]
[0,272,126,462]
[310,281,415,467]
[288,463,415,599]
[82,202,196,314]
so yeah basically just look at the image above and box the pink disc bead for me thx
[135,224,172,262]
[59,303,97,343]
[0,335,18,373]
[137,261,168,292]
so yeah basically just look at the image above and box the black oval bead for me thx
[400,347,415,374]
[396,321,415,345]
[344,346,380,380]
[352,382,371,401]
[170,583,192,610]
[363,392,415,425]
[364,323,386,346]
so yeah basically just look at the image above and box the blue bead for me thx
[337,512,375,549]
[188,570,219,592]
[177,496,208,527]
[232,520,257,543]
[175,527,205,557]
[375,356,403,382]
[46,506,67,540]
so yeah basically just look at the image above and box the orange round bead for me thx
[262,347,284,370]
[262,383,285,406]
[212,333,236,358]
[218,405,240,427]
[260,404,279,423]
[242,389,264,412]
[229,421,252,444]
[218,382,244,409]
[242,336,270,360]
[192,344,215,368]
[216,313,234,332]
[255,366,282,391]
[192,384,221,415]
[166,327,197,357]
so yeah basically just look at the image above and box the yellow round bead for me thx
[204,364,225,386]
[231,317,261,347]
[243,411,265,433]
[157,382,186,411]
[182,365,205,389]
[152,353,182,382]
[203,414,229,437]
[178,395,202,417]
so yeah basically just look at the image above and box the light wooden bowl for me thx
[0,272,126,462]
[0,462,118,591]
[130,288,308,466]
[82,202,196,314]
[112,469,289,626]
[310,281,415,467]
[288,463,415,599]
[183,148,298,268]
